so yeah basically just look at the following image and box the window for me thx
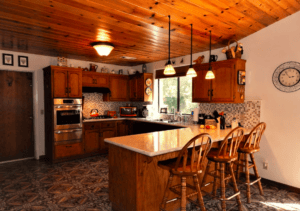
[156,77,198,114]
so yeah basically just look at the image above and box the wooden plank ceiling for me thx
[0,0,299,66]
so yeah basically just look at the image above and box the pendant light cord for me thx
[190,24,193,66]
[168,15,171,63]
[209,30,212,68]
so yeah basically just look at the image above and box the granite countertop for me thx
[103,118,251,157]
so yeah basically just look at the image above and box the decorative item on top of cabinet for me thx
[192,59,246,103]
[129,73,153,102]
[103,75,129,102]
[43,66,82,98]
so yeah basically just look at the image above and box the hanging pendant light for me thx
[205,31,215,79]
[91,42,114,56]
[186,24,197,77]
[164,15,176,75]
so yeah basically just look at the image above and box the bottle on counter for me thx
[220,115,226,130]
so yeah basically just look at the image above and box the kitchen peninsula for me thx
[104,120,250,211]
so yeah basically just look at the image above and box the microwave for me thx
[120,107,137,117]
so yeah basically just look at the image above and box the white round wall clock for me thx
[272,61,300,92]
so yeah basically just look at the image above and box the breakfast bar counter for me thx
[105,122,250,211]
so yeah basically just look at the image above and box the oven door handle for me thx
[55,129,82,134]
[54,105,81,109]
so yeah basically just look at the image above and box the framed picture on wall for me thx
[2,54,14,66]
[18,56,28,67]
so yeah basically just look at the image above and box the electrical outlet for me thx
[263,161,268,170]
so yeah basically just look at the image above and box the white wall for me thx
[0,50,132,158]
[145,11,300,187]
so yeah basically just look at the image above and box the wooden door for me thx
[68,70,82,98]
[53,69,68,98]
[82,73,94,87]
[109,76,128,101]
[136,76,144,101]
[117,121,128,136]
[129,78,136,100]
[211,63,234,103]
[84,129,100,154]
[0,70,34,162]
[100,129,116,150]
[94,75,109,87]
[192,65,211,102]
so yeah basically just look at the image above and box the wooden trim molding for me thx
[156,65,191,79]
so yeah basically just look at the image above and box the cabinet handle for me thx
[211,89,213,97]
[65,87,68,94]
[69,87,71,93]
[207,90,210,96]
[66,145,72,148]
[91,125,94,129]
[99,132,103,137]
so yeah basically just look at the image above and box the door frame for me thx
[0,69,39,161]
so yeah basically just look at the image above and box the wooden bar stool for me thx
[236,122,266,203]
[201,127,245,211]
[158,133,213,211]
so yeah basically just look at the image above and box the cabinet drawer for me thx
[55,142,83,159]
[84,123,101,130]
[101,122,116,128]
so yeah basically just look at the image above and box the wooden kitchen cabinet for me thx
[44,66,82,98]
[100,129,116,150]
[129,73,153,102]
[192,59,246,103]
[82,72,109,87]
[117,121,128,136]
[103,75,129,102]
[84,129,100,154]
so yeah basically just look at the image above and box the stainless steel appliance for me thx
[120,106,137,117]
[53,98,82,143]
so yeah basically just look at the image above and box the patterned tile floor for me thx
[1,155,299,211]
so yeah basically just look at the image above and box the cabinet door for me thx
[94,75,109,87]
[129,78,137,100]
[82,74,94,87]
[100,129,116,150]
[53,69,68,98]
[136,76,144,101]
[84,129,100,154]
[192,66,211,102]
[117,121,128,136]
[68,70,82,98]
[109,76,128,101]
[211,63,234,103]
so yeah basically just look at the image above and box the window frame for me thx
[157,77,196,115]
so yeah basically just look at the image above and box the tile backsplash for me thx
[83,93,149,118]
[149,100,261,129]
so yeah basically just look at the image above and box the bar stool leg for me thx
[160,173,174,210]
[229,163,243,211]
[181,177,187,211]
[250,153,264,196]
[245,153,251,203]
[213,162,219,197]
[201,161,212,188]
[193,175,206,211]
[220,163,226,211]
[236,152,241,182]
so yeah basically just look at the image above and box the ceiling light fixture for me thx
[186,24,197,77]
[164,15,176,75]
[91,42,114,56]
[205,31,215,79]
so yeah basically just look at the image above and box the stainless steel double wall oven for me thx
[53,99,82,144]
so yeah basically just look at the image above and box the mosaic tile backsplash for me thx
[150,100,261,129]
[83,93,149,118]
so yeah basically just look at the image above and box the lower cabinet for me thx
[117,120,128,136]
[100,129,116,150]
[84,129,100,154]
[54,142,83,159]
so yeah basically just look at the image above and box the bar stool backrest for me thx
[242,122,266,150]
[217,127,245,158]
[173,133,212,175]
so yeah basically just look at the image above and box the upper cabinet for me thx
[192,59,246,103]
[103,75,129,102]
[82,72,109,88]
[129,73,153,102]
[44,66,82,98]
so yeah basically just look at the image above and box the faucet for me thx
[176,111,182,122]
